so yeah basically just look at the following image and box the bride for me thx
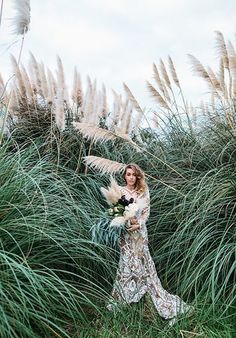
[106,163,193,324]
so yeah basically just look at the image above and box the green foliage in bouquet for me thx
[91,218,126,248]
[107,203,125,217]
[91,191,135,247]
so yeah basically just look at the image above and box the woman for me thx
[107,163,193,324]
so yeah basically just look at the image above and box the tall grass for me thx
[144,121,236,310]
[0,141,120,337]
[0,31,235,337]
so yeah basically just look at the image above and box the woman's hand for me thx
[127,220,140,232]
[130,217,138,225]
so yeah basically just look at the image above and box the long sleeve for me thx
[138,188,150,223]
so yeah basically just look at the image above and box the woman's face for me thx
[125,168,137,187]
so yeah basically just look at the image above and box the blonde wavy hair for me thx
[123,163,147,195]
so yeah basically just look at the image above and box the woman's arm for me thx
[139,188,150,223]
[127,188,150,232]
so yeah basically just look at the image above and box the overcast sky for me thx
[1,0,236,109]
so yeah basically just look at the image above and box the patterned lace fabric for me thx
[107,186,192,320]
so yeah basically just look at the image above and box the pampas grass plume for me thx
[100,177,121,205]
[12,0,31,35]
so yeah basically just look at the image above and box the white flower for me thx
[123,203,139,220]
[110,216,126,228]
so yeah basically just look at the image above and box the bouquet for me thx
[91,177,140,247]
[101,178,139,228]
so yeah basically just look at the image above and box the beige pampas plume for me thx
[153,63,165,95]
[90,79,98,118]
[12,0,31,35]
[133,106,145,133]
[0,0,31,145]
[116,99,133,135]
[56,56,69,104]
[54,95,65,131]
[146,81,170,110]
[215,31,229,70]
[72,67,83,107]
[73,122,117,143]
[29,52,42,95]
[111,92,139,138]
[227,40,236,57]
[53,56,69,131]
[92,90,99,119]
[111,89,122,128]
[0,72,8,106]
[72,67,78,104]
[188,54,215,91]
[123,103,133,134]
[227,41,236,98]
[227,40,236,74]
[152,63,171,103]
[96,89,107,120]
[115,97,127,133]
[20,63,34,103]
[81,76,95,122]
[218,57,227,98]
[207,66,222,92]
[39,62,49,99]
[159,58,171,89]
[100,176,122,205]
[90,83,102,125]
[46,68,56,104]
[123,83,143,115]
[9,88,20,111]
[0,72,4,95]
[101,84,108,118]
[84,155,125,175]
[10,54,27,105]
[168,56,180,88]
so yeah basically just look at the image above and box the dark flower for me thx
[117,195,134,207]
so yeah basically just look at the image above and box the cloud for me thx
[0,0,235,110]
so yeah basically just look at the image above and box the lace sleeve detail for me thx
[139,188,150,223]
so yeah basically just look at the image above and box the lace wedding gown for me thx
[107,186,192,320]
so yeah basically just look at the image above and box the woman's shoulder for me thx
[138,185,150,198]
